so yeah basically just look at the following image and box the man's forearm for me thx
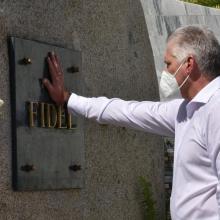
[67,93,177,137]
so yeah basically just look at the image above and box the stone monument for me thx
[1,0,219,219]
[0,1,163,219]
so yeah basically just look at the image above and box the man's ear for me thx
[186,55,201,81]
[185,55,194,74]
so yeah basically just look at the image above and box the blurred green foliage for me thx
[139,176,156,220]
[181,0,220,8]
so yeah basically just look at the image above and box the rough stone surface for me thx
[0,0,164,219]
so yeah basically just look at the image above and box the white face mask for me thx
[159,59,190,98]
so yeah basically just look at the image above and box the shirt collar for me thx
[186,76,220,117]
[190,76,220,104]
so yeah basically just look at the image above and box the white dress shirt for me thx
[68,76,220,220]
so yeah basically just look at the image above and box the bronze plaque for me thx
[9,37,84,191]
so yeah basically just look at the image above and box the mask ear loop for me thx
[173,57,188,77]
[174,57,190,88]
[173,62,184,77]
[179,73,190,89]
[179,57,190,89]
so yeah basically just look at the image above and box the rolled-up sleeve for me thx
[68,93,182,137]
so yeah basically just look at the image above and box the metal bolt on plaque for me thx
[69,164,81,172]
[21,57,32,65]
[20,164,35,172]
[67,66,79,73]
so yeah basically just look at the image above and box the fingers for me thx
[44,52,66,105]
[54,54,63,75]
[47,56,57,83]
[50,52,58,69]
[48,52,63,76]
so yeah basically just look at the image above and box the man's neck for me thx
[182,74,215,101]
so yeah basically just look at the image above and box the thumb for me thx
[43,79,53,94]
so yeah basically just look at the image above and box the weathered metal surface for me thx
[9,37,84,191]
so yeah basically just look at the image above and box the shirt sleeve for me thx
[67,93,182,137]
[206,104,220,215]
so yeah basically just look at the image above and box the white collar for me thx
[190,76,220,104]
[186,76,220,117]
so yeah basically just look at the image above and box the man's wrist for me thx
[64,90,71,105]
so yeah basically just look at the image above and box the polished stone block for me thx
[9,37,84,191]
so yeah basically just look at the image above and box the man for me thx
[43,25,220,219]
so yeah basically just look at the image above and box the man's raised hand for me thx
[43,52,70,106]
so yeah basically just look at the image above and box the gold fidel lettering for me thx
[57,106,67,129]
[67,113,76,129]
[27,101,76,129]
[40,102,46,128]
[28,102,39,127]
[46,104,57,128]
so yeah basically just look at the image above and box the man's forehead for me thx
[164,41,177,60]
[166,40,175,53]
[164,48,174,62]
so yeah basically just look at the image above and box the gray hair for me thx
[167,25,220,78]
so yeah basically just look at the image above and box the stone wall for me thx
[0,1,164,219]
